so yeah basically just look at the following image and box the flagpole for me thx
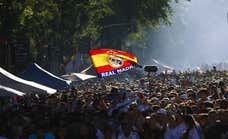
[80,65,93,73]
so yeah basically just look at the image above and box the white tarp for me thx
[62,73,96,81]
[0,67,56,94]
[34,63,72,84]
[0,85,25,96]
[20,63,71,90]
[152,59,174,70]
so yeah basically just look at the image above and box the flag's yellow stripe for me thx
[115,54,138,63]
[91,54,109,67]
[91,54,137,67]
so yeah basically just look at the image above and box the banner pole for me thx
[80,65,93,74]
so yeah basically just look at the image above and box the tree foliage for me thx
[0,0,176,71]
[99,0,173,48]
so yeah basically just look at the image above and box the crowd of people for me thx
[0,69,227,139]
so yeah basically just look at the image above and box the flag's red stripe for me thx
[89,49,135,59]
[96,61,133,73]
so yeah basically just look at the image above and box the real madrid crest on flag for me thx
[89,49,138,77]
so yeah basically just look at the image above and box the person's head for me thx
[155,109,168,126]
[204,101,214,109]
[219,99,228,109]
[210,85,218,94]
[187,89,197,101]
[110,87,118,94]
[218,81,225,88]
[190,105,198,113]
[198,89,208,100]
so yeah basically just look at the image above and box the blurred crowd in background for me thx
[0,69,227,139]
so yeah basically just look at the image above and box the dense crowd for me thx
[0,69,227,139]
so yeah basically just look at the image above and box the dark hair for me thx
[204,101,214,108]
[220,99,228,109]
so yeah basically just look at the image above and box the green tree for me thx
[99,0,173,49]
[1,0,182,72]
[0,0,58,71]
[0,0,113,72]
[56,0,113,58]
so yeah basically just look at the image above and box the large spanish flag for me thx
[89,49,138,77]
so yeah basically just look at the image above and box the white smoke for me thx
[145,0,228,70]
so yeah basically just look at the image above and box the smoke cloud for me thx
[144,0,228,70]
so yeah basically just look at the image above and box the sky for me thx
[145,0,228,70]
